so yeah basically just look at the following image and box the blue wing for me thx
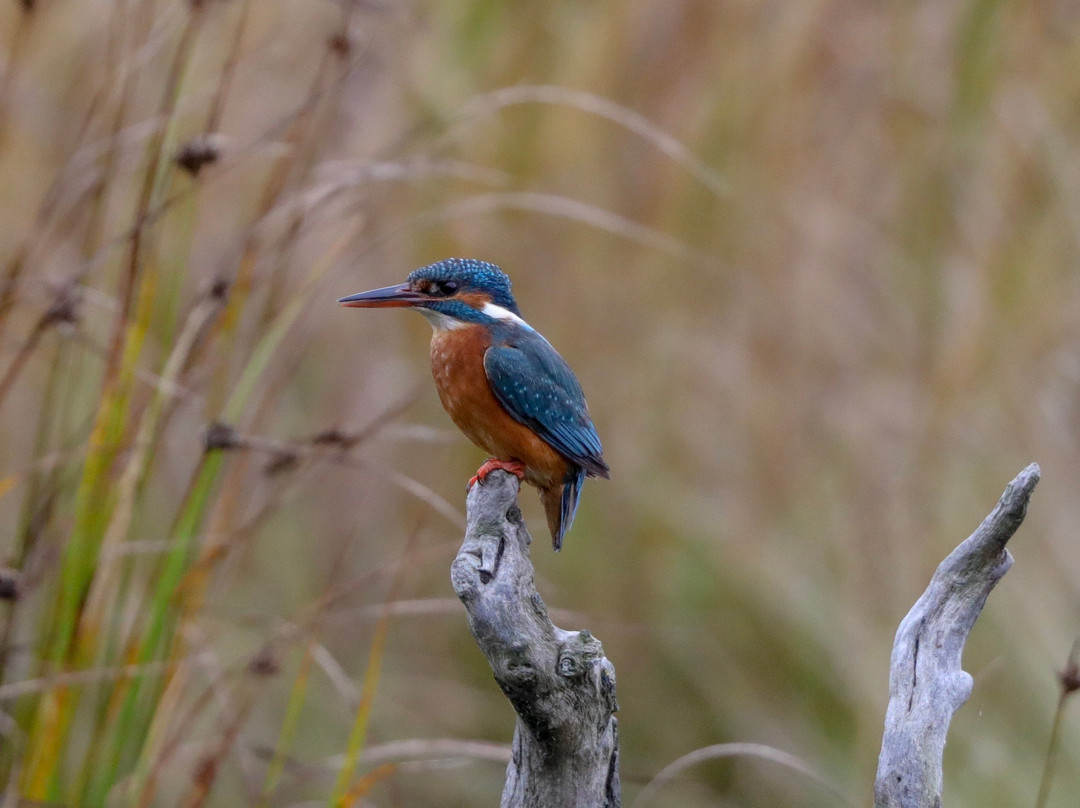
[483,329,609,479]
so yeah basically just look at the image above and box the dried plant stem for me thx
[328,526,419,808]
[197,29,357,590]
[410,191,710,267]
[257,642,315,807]
[79,0,150,269]
[179,686,257,808]
[116,223,358,806]
[454,85,728,199]
[204,0,253,134]
[631,743,851,808]
[19,5,208,802]
[0,307,60,409]
[1034,690,1071,808]
[0,340,71,680]
[0,2,32,146]
[79,286,226,654]
[1034,638,1080,808]
[108,3,203,377]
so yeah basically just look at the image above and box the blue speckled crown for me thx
[408,258,520,314]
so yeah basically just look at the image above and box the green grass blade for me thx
[257,642,315,807]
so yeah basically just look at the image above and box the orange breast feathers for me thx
[429,326,569,489]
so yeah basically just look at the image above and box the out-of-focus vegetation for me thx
[0,0,1078,806]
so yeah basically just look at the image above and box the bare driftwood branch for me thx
[451,469,620,808]
[874,462,1041,808]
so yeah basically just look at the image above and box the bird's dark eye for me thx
[434,280,458,296]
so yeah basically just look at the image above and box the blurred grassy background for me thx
[0,0,1079,806]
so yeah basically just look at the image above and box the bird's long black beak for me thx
[338,282,426,308]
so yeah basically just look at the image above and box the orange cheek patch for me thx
[454,291,492,309]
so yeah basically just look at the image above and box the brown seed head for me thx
[176,134,221,176]
[1062,661,1080,694]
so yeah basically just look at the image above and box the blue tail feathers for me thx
[553,467,586,551]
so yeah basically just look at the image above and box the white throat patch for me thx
[482,302,533,330]
[418,308,468,332]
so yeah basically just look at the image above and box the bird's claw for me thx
[467,458,526,490]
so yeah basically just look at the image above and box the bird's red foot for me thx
[468,458,526,490]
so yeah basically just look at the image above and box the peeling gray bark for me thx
[451,470,620,808]
[874,462,1041,808]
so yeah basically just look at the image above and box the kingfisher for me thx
[339,258,608,550]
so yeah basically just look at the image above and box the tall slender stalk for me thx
[1035,639,1080,808]
[110,221,357,804]
[19,4,207,801]
[257,641,315,807]
[328,525,419,808]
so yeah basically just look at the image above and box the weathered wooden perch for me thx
[874,462,1041,808]
[451,469,620,808]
